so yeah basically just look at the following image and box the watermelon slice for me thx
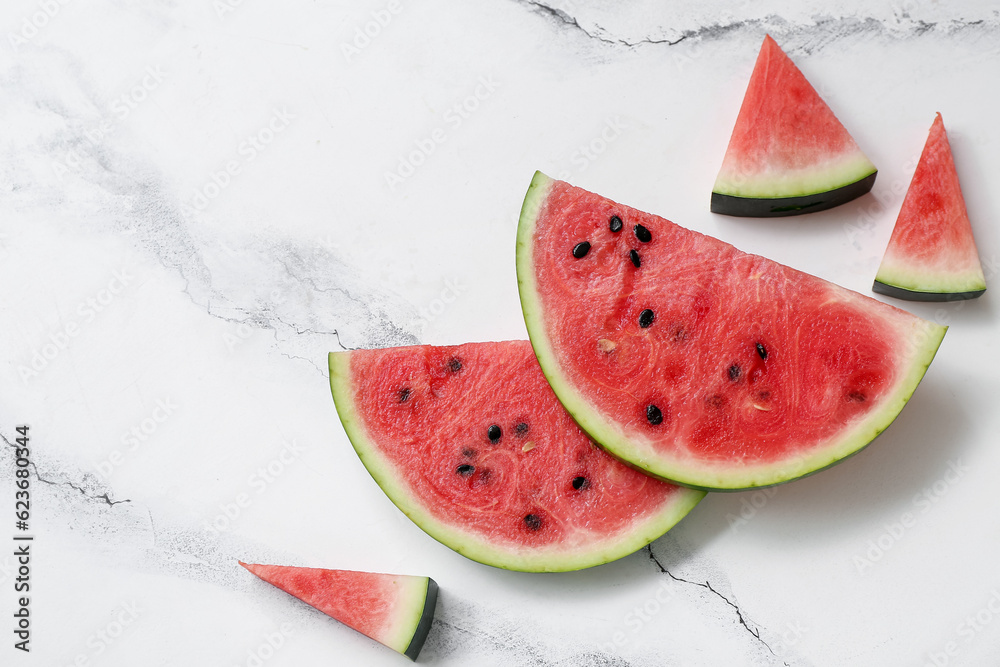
[712,35,877,217]
[874,113,986,301]
[517,171,946,490]
[239,562,437,661]
[328,341,704,572]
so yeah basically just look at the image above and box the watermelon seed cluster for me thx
[459,407,604,535]
[455,446,492,487]
[572,216,651,270]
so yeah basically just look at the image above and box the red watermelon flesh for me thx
[518,172,946,490]
[874,113,986,300]
[239,562,438,660]
[328,341,704,572]
[712,35,877,216]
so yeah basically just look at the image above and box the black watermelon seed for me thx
[524,514,542,530]
[756,342,768,360]
[728,364,741,381]
[572,242,591,259]
[572,476,589,490]
[398,388,411,403]
[487,424,502,442]
[515,422,529,437]
[639,309,655,328]
[646,404,663,426]
[610,215,623,233]
[630,249,641,268]
[634,224,652,243]
[448,357,463,373]
[456,464,475,476]
[847,391,866,402]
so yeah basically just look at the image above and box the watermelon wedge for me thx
[328,341,704,572]
[517,171,946,490]
[874,113,986,301]
[712,35,877,217]
[239,562,437,661]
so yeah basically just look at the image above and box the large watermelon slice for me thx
[239,562,437,661]
[517,172,946,490]
[328,341,704,572]
[711,35,877,217]
[874,113,987,301]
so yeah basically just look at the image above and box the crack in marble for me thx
[516,0,688,46]
[514,1,998,51]
[276,257,361,304]
[24,101,407,368]
[434,618,549,664]
[266,311,351,374]
[17,72,408,361]
[163,238,387,373]
[513,1,782,49]
[646,545,788,666]
[147,508,158,548]
[517,0,598,40]
[431,612,638,667]
[275,349,325,375]
[1,431,130,508]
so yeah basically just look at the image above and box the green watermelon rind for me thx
[874,264,987,302]
[712,153,877,201]
[711,172,877,217]
[402,577,438,660]
[328,350,706,572]
[517,170,948,491]
[362,572,437,659]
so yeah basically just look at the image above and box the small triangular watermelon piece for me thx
[712,35,877,217]
[874,113,986,301]
[240,562,438,661]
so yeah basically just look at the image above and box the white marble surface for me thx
[1,1,999,665]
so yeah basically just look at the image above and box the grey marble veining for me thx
[1,0,998,665]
